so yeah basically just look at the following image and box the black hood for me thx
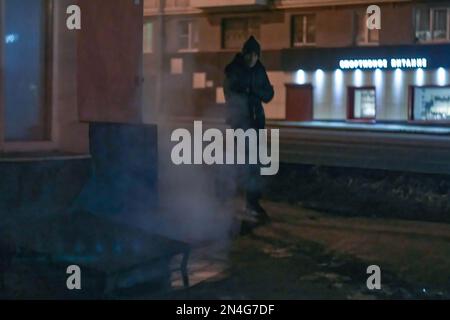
[225,52,263,74]
[242,35,261,57]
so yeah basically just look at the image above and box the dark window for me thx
[222,17,260,49]
[143,19,153,53]
[178,20,199,51]
[292,14,316,46]
[415,7,450,42]
[1,0,51,142]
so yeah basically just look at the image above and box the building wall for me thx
[266,71,290,119]
[0,157,91,224]
[315,7,355,47]
[290,68,450,121]
[198,15,222,52]
[274,0,409,8]
[143,0,449,121]
[0,0,89,154]
[379,3,414,45]
[53,0,89,154]
[259,11,290,50]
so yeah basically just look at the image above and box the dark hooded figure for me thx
[223,36,274,222]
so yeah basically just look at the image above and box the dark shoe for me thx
[246,202,271,223]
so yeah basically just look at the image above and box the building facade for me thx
[0,1,158,221]
[143,0,450,124]
[0,0,90,153]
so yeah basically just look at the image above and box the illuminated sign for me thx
[339,58,428,70]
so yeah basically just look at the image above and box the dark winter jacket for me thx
[223,53,274,129]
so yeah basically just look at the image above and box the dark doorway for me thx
[285,83,313,121]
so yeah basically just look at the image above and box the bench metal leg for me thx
[180,250,190,288]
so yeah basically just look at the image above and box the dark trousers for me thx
[245,162,262,206]
[216,121,265,206]
[233,121,263,207]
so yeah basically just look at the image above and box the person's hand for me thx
[235,82,250,94]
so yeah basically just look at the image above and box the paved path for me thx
[161,200,450,299]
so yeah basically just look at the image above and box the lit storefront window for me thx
[412,86,450,121]
[348,87,376,120]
